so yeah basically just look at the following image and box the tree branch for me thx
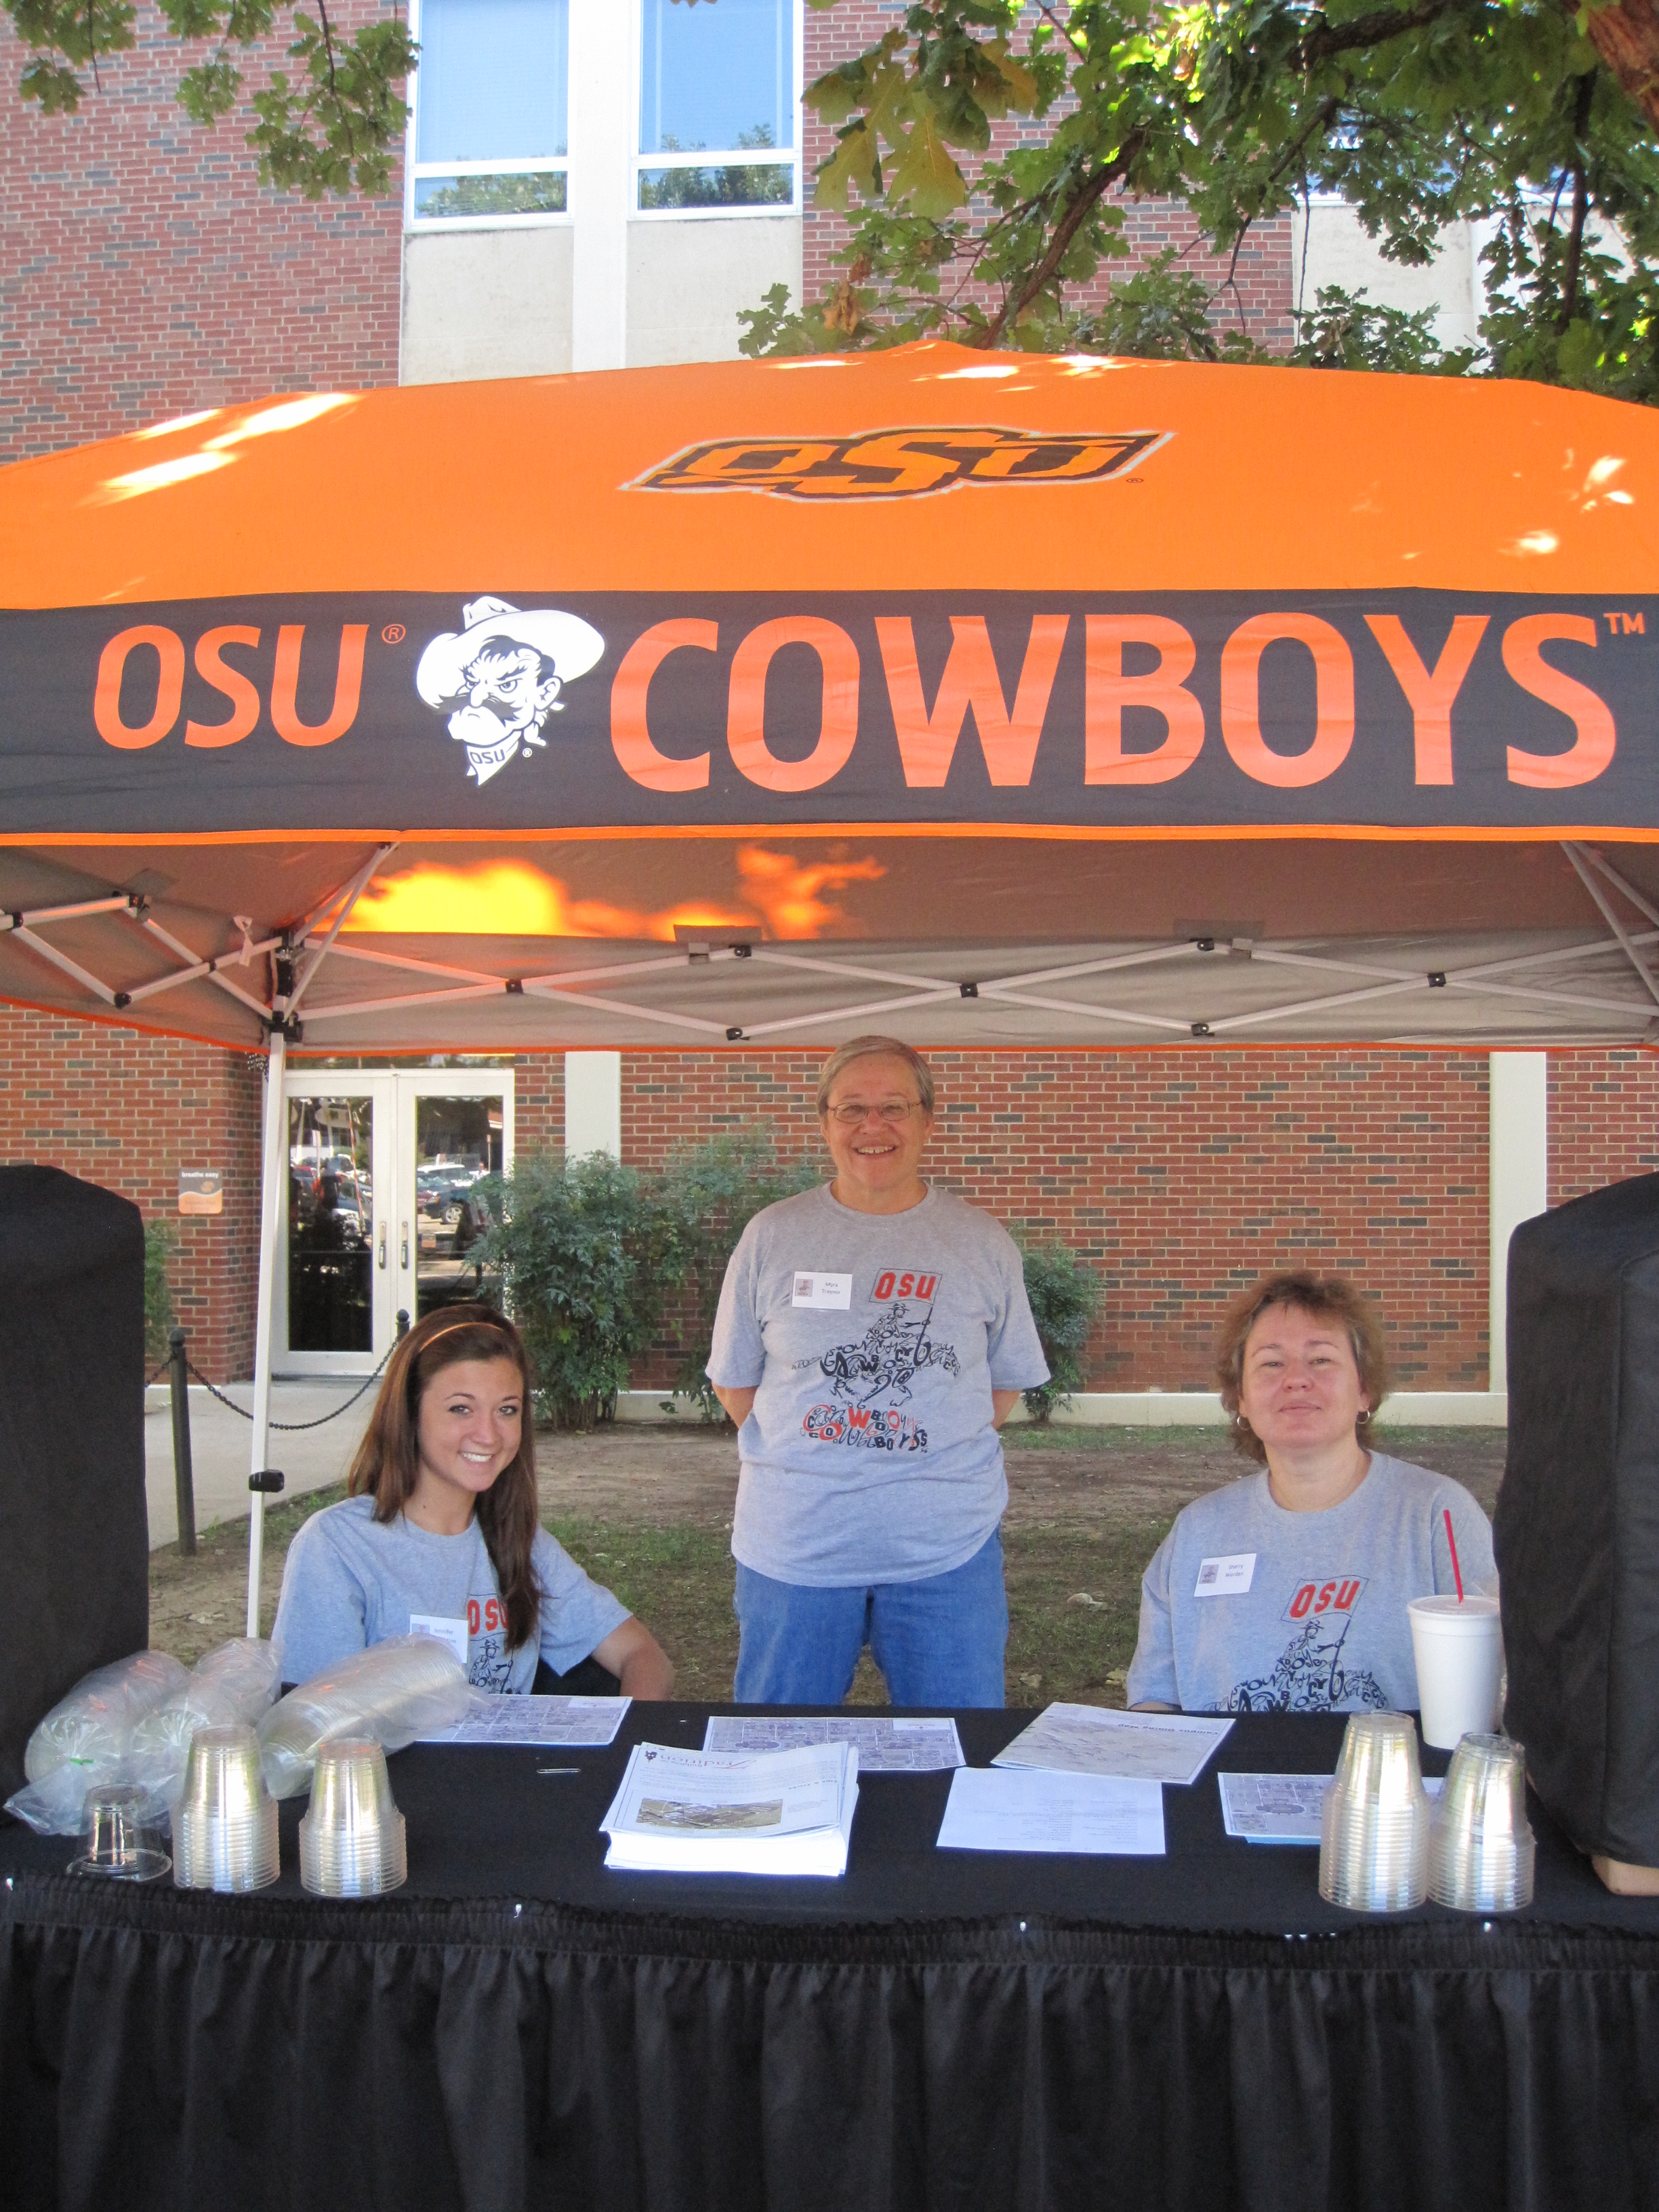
[1296,0,1461,66]
[315,0,338,99]
[1558,68,1594,329]
[1573,0,1659,129]
[1265,92,1344,191]
[975,131,1148,347]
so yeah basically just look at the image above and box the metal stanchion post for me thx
[168,1326,197,1557]
[396,1309,410,1338]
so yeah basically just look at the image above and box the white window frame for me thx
[631,0,802,222]
[404,0,573,233]
[277,1067,517,1376]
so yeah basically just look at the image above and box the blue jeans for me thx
[733,1532,1008,1707]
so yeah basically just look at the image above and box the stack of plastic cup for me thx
[299,1738,407,1897]
[68,1783,171,1882]
[1430,1732,1536,1912]
[173,1723,280,1892]
[1319,1712,1431,1911]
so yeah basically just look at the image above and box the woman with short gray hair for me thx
[708,1035,1049,1706]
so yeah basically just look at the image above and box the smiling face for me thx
[821,1050,933,1214]
[1235,1303,1370,1463]
[411,1354,525,1530]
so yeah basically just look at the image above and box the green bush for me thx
[1015,1238,1103,1425]
[655,1128,821,1419]
[475,1131,821,1429]
[143,1219,176,1367]
[476,1154,687,1430]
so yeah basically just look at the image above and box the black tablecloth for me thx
[3,1707,1657,2212]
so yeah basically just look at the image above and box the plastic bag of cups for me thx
[258,1635,470,1799]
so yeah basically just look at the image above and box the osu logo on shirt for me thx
[871,1269,938,1300]
[635,427,1168,501]
[1282,1576,1366,1623]
[467,1597,506,1637]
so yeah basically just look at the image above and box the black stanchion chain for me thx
[183,1340,396,1430]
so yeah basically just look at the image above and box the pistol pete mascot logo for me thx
[415,596,605,787]
[797,1268,958,1454]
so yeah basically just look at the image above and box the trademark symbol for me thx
[1602,611,1645,636]
[382,623,407,644]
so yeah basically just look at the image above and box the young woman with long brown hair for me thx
[272,1304,672,1697]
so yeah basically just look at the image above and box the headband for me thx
[411,1312,517,1359]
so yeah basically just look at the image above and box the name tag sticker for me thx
[409,1613,470,1662]
[1195,1553,1256,1599]
[792,1271,853,1311]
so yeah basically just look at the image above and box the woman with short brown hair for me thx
[1126,1271,1494,1714]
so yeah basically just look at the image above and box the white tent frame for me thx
[7,835,1659,1631]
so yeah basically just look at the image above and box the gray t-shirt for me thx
[1125,1453,1498,1714]
[272,1494,631,1692]
[709,1182,1049,1586]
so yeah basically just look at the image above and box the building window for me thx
[409,0,570,224]
[636,0,798,213]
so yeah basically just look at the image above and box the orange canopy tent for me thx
[3,343,1658,1057]
[3,342,1657,1622]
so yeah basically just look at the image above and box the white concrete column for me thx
[1488,1052,1549,1394]
[565,1050,623,1160]
[567,0,631,371]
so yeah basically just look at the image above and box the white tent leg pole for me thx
[246,1028,288,1637]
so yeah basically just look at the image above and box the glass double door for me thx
[279,1072,512,1374]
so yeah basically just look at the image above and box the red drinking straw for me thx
[1444,1508,1465,1603]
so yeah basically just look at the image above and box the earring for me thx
[1357,1410,1371,1426]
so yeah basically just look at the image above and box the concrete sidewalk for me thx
[144,1381,375,1551]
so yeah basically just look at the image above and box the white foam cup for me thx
[1408,1595,1503,1749]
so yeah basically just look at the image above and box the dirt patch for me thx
[148,1488,342,1668]
[530,1419,1507,1531]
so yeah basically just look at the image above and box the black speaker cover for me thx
[1495,1170,1659,1867]
[0,1165,148,1802]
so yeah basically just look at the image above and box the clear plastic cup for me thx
[1430,1732,1535,1912]
[1319,1712,1431,1911]
[68,1783,171,1882]
[173,1723,280,1891]
[299,1738,407,1898]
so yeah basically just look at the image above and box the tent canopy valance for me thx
[2,345,1657,1052]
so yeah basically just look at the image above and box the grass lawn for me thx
[543,1511,1174,1707]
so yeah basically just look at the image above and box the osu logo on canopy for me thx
[636,426,1168,500]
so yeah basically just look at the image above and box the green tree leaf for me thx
[885,107,970,216]
[815,119,882,209]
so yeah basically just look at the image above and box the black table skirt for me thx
[3,1708,1658,2212]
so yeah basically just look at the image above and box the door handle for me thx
[377,1221,387,1271]
[401,1221,409,1271]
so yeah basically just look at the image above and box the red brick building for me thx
[4,1012,1656,1392]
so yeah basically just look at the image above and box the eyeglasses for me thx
[825,1101,922,1126]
